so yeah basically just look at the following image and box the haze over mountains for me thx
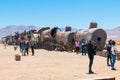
[106,27,120,40]
[0,25,120,40]
[0,25,38,39]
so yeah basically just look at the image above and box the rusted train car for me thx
[38,23,107,51]
[75,28,107,51]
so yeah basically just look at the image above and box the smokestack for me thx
[65,26,72,31]
[89,22,97,29]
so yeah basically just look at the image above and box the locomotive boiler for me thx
[55,31,76,51]
[75,28,107,51]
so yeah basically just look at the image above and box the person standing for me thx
[3,40,7,49]
[87,40,95,74]
[74,39,80,54]
[106,40,112,66]
[71,39,75,52]
[13,41,18,51]
[21,41,27,56]
[30,41,35,56]
[81,39,86,56]
[19,41,22,53]
[111,40,117,70]
[26,41,30,56]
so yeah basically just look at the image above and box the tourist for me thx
[71,39,75,52]
[87,40,95,74]
[19,41,22,53]
[3,40,7,49]
[74,38,80,54]
[106,39,112,66]
[111,40,117,70]
[13,41,18,51]
[21,41,27,56]
[30,41,35,56]
[81,39,86,56]
[26,41,30,56]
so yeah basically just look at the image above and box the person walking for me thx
[87,40,95,74]
[111,40,117,70]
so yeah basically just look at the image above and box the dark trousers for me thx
[26,47,29,55]
[107,53,112,65]
[31,46,34,56]
[75,47,80,54]
[88,53,94,72]
[82,46,86,55]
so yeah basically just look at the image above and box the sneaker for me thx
[111,68,116,70]
[107,64,111,67]
[88,71,94,74]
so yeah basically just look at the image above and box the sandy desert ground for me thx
[0,43,120,80]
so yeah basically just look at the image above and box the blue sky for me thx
[0,0,120,29]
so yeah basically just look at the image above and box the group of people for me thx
[73,38,97,74]
[106,39,118,70]
[74,39,87,56]
[13,40,35,56]
[4,37,118,74]
[88,39,118,74]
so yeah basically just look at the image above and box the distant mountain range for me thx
[0,25,39,39]
[0,25,120,40]
[106,26,120,40]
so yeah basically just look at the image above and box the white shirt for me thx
[81,42,85,46]
[111,45,117,55]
